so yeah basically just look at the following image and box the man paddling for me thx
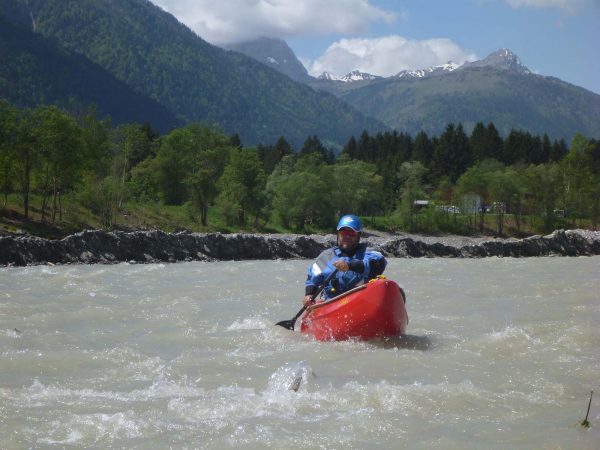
[302,215,387,307]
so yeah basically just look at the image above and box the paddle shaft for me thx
[276,268,339,330]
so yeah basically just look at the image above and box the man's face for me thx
[337,227,359,252]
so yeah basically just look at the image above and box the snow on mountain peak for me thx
[392,49,531,80]
[340,70,381,82]
[463,48,530,74]
[394,61,459,79]
[317,70,381,82]
[318,71,336,81]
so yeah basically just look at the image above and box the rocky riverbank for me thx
[1,229,599,266]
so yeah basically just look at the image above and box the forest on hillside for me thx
[0,0,383,147]
[1,99,599,237]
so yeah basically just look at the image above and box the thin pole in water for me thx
[581,390,593,428]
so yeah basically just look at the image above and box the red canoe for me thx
[299,278,408,341]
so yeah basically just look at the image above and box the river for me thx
[1,257,598,449]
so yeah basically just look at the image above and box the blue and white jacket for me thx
[305,243,387,300]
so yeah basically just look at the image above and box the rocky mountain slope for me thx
[231,38,600,141]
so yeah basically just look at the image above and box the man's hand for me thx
[302,294,314,307]
[332,259,349,272]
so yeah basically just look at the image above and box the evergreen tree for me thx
[342,135,358,160]
[469,122,503,162]
[503,129,546,165]
[229,133,242,149]
[541,134,552,164]
[589,139,600,175]
[357,130,373,162]
[486,123,504,160]
[262,136,292,173]
[529,135,544,165]
[503,130,526,165]
[549,138,568,162]
[411,130,433,166]
[431,123,472,182]
[300,135,328,161]
[469,122,488,162]
[394,131,413,165]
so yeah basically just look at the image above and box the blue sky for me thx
[151,0,600,94]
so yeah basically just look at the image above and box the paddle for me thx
[276,269,339,331]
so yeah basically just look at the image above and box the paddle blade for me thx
[275,319,296,330]
[276,270,337,332]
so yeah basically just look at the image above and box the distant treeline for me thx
[1,99,599,235]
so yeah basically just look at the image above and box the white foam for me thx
[227,317,268,331]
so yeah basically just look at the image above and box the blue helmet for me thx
[336,214,362,232]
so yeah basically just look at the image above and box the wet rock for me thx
[0,229,598,266]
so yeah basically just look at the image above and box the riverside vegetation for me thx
[1,99,599,239]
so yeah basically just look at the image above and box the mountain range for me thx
[1,0,598,145]
[0,0,384,147]
[0,14,179,132]
[230,40,600,141]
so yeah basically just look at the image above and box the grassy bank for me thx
[0,193,293,238]
[0,193,591,240]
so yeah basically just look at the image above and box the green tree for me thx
[35,105,83,221]
[523,163,562,232]
[0,100,17,208]
[331,156,384,217]
[561,134,595,226]
[549,138,568,162]
[267,153,335,230]
[78,175,119,228]
[411,131,433,167]
[186,147,229,226]
[431,123,472,182]
[229,133,242,149]
[456,159,505,232]
[356,130,374,162]
[13,107,41,219]
[216,148,267,227]
[113,123,159,207]
[151,123,229,206]
[342,135,358,160]
[300,135,328,161]
[80,105,112,177]
[128,157,161,202]
[269,170,334,230]
[396,161,427,230]
[260,135,293,173]
[488,167,524,235]
[502,129,544,165]
[470,122,503,162]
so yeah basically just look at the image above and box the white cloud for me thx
[503,0,587,12]
[150,0,395,45]
[308,36,478,77]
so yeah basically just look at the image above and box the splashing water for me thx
[1,258,599,448]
